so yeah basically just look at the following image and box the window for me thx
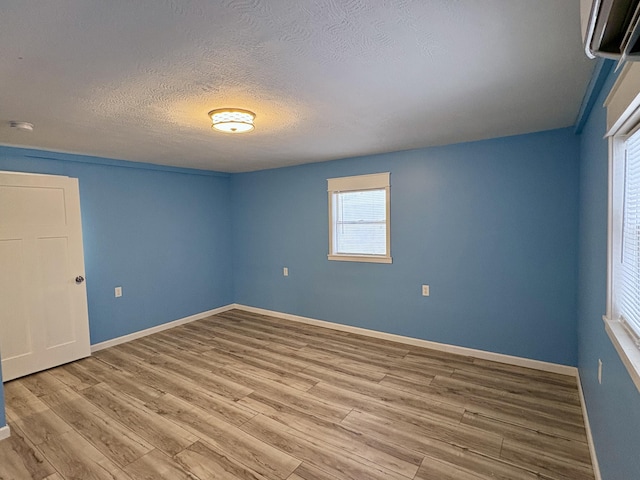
[327,172,391,263]
[606,62,640,392]
[615,128,640,337]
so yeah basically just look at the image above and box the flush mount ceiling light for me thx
[208,108,255,133]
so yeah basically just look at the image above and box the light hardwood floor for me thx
[0,309,595,479]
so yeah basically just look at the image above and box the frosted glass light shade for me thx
[208,108,255,133]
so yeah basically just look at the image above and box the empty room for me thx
[1,1,640,479]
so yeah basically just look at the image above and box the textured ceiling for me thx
[0,0,594,172]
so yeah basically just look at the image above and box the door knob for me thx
[75,275,85,284]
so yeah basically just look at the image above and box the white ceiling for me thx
[0,1,594,173]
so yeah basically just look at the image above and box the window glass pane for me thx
[620,129,640,337]
[333,189,387,255]
[336,190,386,223]
[335,223,387,255]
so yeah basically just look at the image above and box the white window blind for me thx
[619,128,640,341]
[333,189,386,255]
[327,172,391,263]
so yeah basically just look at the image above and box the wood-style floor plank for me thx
[6,408,73,446]
[40,388,154,468]
[0,308,595,480]
[80,383,198,456]
[20,371,70,398]
[174,440,270,480]
[424,378,588,442]
[431,375,584,422]
[38,429,133,480]
[47,364,98,391]
[414,457,485,480]
[460,411,592,465]
[145,393,300,479]
[0,422,57,480]
[43,473,65,480]
[240,414,408,480]
[238,394,422,478]
[307,381,465,424]
[500,439,596,480]
[450,368,581,406]
[3,381,49,419]
[122,449,198,480]
[342,408,503,458]
[94,348,257,426]
[287,462,342,480]
[67,356,165,405]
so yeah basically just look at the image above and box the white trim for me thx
[88,301,577,376]
[327,172,390,192]
[0,170,69,178]
[231,304,577,376]
[607,137,614,319]
[603,315,640,392]
[327,254,392,264]
[0,425,10,442]
[90,305,235,352]
[328,173,392,263]
[604,62,640,136]
[576,373,602,480]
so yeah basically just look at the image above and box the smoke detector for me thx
[9,121,34,132]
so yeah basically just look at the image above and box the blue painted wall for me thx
[577,68,640,479]
[0,146,234,345]
[232,128,580,365]
[0,147,234,429]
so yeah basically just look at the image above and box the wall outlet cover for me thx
[598,358,603,384]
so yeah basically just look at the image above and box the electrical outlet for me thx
[598,359,603,384]
[283,267,289,277]
[115,286,122,298]
[422,285,430,296]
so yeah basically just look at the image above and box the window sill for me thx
[328,254,392,264]
[603,315,640,393]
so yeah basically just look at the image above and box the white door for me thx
[0,171,91,381]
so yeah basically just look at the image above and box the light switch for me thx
[115,286,122,298]
[422,285,430,296]
[283,267,289,277]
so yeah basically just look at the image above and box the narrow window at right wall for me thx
[604,62,640,392]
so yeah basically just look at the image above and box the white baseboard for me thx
[231,304,577,377]
[576,373,602,480]
[89,301,577,377]
[0,425,10,441]
[90,304,235,352]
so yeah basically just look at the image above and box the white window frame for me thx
[605,62,640,393]
[327,172,391,264]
